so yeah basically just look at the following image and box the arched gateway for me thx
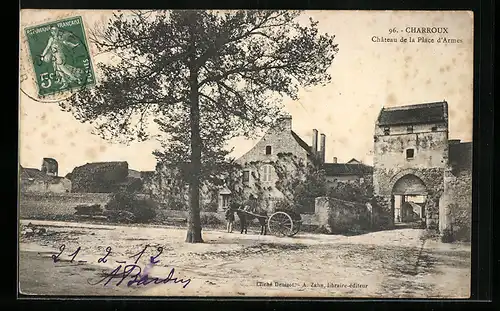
[391,174,427,225]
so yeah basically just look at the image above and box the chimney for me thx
[319,134,326,164]
[332,157,337,163]
[312,129,318,157]
[276,114,292,131]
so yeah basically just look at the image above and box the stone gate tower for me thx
[372,101,449,229]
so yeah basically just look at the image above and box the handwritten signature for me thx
[51,244,191,288]
[87,262,191,288]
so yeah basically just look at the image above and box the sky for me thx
[19,10,474,176]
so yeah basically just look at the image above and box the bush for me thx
[370,196,392,230]
[292,169,327,214]
[202,201,219,212]
[327,181,373,204]
[74,204,103,216]
[105,192,157,223]
[200,214,223,227]
[274,200,294,212]
[440,228,455,243]
[168,198,187,210]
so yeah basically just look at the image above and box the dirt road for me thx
[18,220,470,298]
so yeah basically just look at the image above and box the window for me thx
[406,148,415,159]
[407,125,414,133]
[265,145,272,155]
[383,127,390,135]
[242,170,250,183]
[431,126,438,132]
[262,164,273,182]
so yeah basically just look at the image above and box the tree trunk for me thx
[186,63,204,243]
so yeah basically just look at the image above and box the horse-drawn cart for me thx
[236,208,302,237]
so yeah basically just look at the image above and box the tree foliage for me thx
[327,179,374,203]
[62,10,339,242]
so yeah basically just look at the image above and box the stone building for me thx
[322,157,373,186]
[234,114,326,211]
[372,101,472,233]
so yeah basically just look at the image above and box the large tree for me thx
[63,10,338,242]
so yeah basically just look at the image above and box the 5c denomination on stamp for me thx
[24,16,95,97]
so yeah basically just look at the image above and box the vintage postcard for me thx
[18,10,473,298]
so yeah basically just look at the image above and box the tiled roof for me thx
[377,101,447,126]
[322,163,373,176]
[291,131,312,154]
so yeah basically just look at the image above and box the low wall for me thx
[314,196,371,233]
[156,209,226,222]
[19,192,113,219]
[19,192,228,224]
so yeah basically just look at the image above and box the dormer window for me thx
[265,146,272,155]
[406,148,415,160]
[383,127,390,135]
[407,125,414,133]
[431,126,438,132]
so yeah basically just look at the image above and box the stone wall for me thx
[20,177,72,193]
[19,192,113,218]
[439,168,472,240]
[373,124,449,173]
[314,196,371,234]
[373,167,444,228]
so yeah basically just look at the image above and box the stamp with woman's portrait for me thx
[24,16,95,97]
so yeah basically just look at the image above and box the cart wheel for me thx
[287,221,301,237]
[267,212,293,237]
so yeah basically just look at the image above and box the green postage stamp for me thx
[24,16,95,97]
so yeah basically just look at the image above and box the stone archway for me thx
[391,174,428,225]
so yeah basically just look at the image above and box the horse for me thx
[236,207,268,235]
